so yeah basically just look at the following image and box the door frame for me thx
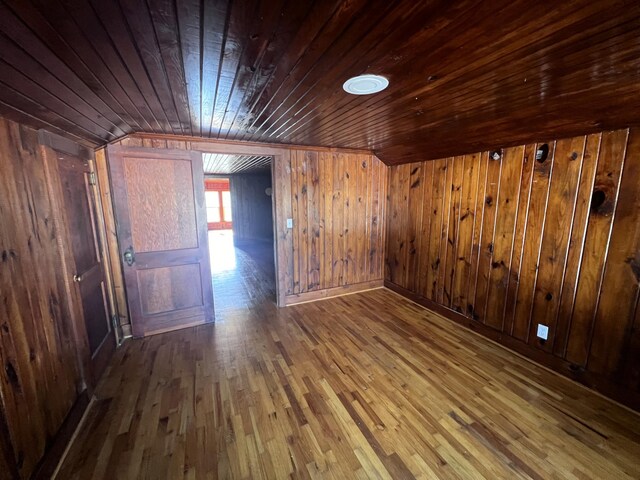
[199,148,286,307]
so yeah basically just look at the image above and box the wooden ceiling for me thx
[0,0,638,164]
[203,153,271,175]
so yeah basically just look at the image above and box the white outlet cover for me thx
[286,218,293,229]
[536,324,549,340]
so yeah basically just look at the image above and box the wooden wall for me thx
[385,128,640,410]
[285,149,386,302]
[0,118,84,479]
[104,134,387,312]
[229,172,273,242]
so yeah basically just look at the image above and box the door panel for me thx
[138,264,203,315]
[124,157,199,252]
[55,149,115,382]
[107,146,214,337]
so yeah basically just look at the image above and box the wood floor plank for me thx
[57,242,640,479]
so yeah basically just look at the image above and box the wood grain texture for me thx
[95,148,130,335]
[104,137,387,315]
[57,287,640,479]
[0,1,639,163]
[288,151,386,296]
[385,128,640,411]
[138,264,203,315]
[0,118,85,478]
[108,147,214,338]
[39,133,118,391]
[123,156,198,253]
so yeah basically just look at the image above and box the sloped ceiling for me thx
[0,0,638,164]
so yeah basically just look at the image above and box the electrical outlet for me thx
[536,324,549,340]
[286,218,293,229]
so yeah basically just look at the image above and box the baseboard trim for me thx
[285,280,384,306]
[384,280,640,413]
[32,391,90,480]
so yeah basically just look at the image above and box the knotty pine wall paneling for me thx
[101,135,387,316]
[0,118,86,479]
[287,150,387,302]
[385,128,640,410]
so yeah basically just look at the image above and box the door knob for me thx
[73,274,83,283]
[123,246,135,266]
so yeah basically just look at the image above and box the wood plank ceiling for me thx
[202,154,271,175]
[0,0,638,164]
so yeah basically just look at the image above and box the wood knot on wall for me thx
[5,361,21,392]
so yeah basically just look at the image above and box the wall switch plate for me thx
[537,324,549,340]
[286,218,293,229]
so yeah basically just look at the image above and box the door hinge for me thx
[89,172,97,185]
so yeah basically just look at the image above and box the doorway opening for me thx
[202,153,276,317]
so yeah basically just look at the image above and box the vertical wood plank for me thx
[451,153,479,314]
[588,128,639,376]
[417,160,434,298]
[368,156,381,279]
[503,144,536,335]
[317,152,325,290]
[322,152,333,290]
[307,151,320,291]
[511,141,554,340]
[566,130,628,366]
[343,155,354,286]
[484,146,523,330]
[299,151,309,293]
[553,134,601,356]
[467,152,489,317]
[361,154,371,281]
[355,155,366,284]
[291,150,300,294]
[426,159,447,300]
[386,165,405,285]
[273,151,293,302]
[437,158,454,304]
[529,136,585,347]
[444,156,463,307]
[377,158,388,280]
[332,153,344,286]
[472,151,501,323]
[406,162,424,292]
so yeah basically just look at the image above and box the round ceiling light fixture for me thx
[343,74,389,95]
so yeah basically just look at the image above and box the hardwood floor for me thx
[57,253,640,478]
[208,231,276,316]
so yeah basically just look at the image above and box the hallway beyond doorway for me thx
[208,230,275,318]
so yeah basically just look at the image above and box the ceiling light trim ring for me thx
[343,74,389,95]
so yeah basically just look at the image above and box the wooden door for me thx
[43,138,116,384]
[107,146,214,337]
